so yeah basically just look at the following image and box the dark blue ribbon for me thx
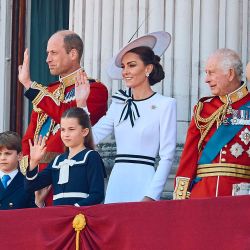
[112,88,140,127]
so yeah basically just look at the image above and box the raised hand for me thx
[29,136,47,170]
[18,48,32,89]
[75,70,90,107]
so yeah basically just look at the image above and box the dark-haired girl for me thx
[76,32,176,204]
[25,107,105,206]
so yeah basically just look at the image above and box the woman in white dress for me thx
[76,31,177,203]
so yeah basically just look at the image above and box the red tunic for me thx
[22,80,108,205]
[175,86,250,199]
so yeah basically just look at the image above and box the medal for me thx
[230,109,250,125]
[239,128,250,145]
[230,143,243,158]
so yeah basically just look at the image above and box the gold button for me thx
[9,203,13,207]
[224,145,227,148]
[221,158,226,162]
[221,151,226,154]
[178,192,183,196]
[180,187,184,191]
[181,181,185,186]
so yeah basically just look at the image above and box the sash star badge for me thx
[230,143,243,158]
[239,128,250,145]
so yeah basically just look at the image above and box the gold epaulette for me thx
[173,177,190,200]
[19,155,29,176]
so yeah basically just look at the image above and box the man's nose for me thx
[205,74,210,83]
[46,54,51,63]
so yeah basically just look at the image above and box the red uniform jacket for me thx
[174,84,250,199]
[22,78,108,205]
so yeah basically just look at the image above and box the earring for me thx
[145,72,150,77]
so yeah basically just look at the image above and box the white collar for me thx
[0,169,18,180]
[52,150,93,184]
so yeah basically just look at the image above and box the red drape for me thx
[0,196,249,250]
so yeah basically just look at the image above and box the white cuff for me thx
[26,171,38,180]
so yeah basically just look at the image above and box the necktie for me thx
[1,175,10,189]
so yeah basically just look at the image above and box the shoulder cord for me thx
[194,101,228,151]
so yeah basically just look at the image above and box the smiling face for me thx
[121,52,152,89]
[46,33,77,77]
[0,147,21,173]
[205,55,239,96]
[60,117,88,150]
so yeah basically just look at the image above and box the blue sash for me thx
[198,101,250,164]
[39,117,52,137]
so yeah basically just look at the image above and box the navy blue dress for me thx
[25,149,105,206]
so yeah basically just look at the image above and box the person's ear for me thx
[82,128,89,137]
[227,68,235,82]
[145,64,153,75]
[70,49,78,61]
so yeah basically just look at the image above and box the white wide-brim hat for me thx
[107,31,171,79]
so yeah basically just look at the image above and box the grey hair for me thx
[211,48,243,80]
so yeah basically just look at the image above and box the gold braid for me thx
[194,101,229,151]
[34,83,66,139]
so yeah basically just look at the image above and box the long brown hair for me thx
[61,107,95,150]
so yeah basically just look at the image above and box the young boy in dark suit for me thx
[0,131,36,210]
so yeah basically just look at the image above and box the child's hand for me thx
[35,185,51,208]
[75,70,90,107]
[29,136,47,169]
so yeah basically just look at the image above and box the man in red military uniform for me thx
[174,48,250,199]
[18,30,108,205]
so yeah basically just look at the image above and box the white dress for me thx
[92,89,177,203]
